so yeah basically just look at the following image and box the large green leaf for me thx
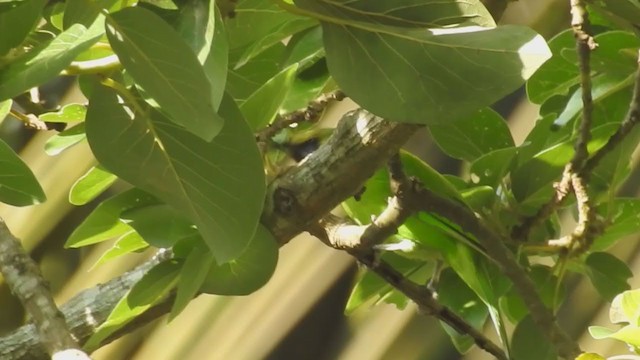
[0,20,104,101]
[86,87,265,263]
[0,0,45,56]
[200,224,279,295]
[66,188,160,248]
[293,0,495,28]
[106,7,222,141]
[0,138,46,206]
[175,0,228,110]
[429,107,514,162]
[323,23,549,124]
[226,42,286,104]
[290,0,549,124]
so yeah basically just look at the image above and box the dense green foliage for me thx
[1,0,640,358]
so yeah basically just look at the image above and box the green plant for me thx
[0,0,639,359]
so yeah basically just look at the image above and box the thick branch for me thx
[0,251,168,359]
[262,109,419,244]
[0,218,89,359]
[1,110,419,359]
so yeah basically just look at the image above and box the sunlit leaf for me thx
[69,164,117,205]
[39,103,86,123]
[44,122,86,156]
[0,19,104,100]
[66,188,160,248]
[93,230,148,266]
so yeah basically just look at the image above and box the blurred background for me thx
[2,0,640,359]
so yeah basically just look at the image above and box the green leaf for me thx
[511,315,558,360]
[66,188,160,248]
[316,21,550,124]
[106,6,222,141]
[69,165,117,205]
[610,289,640,325]
[226,0,314,53]
[0,0,45,55]
[240,64,298,130]
[85,259,181,350]
[437,268,488,354]
[63,0,122,28]
[589,1,640,34]
[121,205,197,248]
[590,126,640,201]
[586,252,632,301]
[200,224,278,295]
[86,88,265,263]
[526,29,577,104]
[0,99,11,119]
[293,0,495,28]
[282,25,324,70]
[0,20,104,101]
[469,147,518,187]
[500,265,562,323]
[512,123,620,210]
[553,72,634,128]
[44,122,86,156]
[345,252,430,314]
[170,240,213,319]
[227,43,285,104]
[589,324,640,350]
[175,0,228,110]
[235,17,315,68]
[429,107,514,162]
[0,138,46,206]
[93,230,148,266]
[594,199,640,251]
[39,103,86,123]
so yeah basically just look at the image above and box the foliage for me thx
[0,0,640,359]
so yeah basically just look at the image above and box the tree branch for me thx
[0,218,90,359]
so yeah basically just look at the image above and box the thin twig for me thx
[513,0,598,242]
[256,89,346,143]
[309,156,581,358]
[310,225,508,360]
[0,218,90,359]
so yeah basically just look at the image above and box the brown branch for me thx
[311,225,508,360]
[513,1,599,242]
[262,109,420,244]
[256,89,346,144]
[310,156,580,358]
[0,218,90,359]
[0,250,170,359]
